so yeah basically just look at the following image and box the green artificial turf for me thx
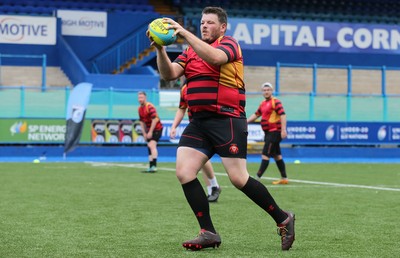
[0,162,399,257]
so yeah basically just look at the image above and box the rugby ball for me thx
[148,18,177,46]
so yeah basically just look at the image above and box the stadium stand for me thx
[177,0,400,24]
[0,0,154,15]
[1,0,399,22]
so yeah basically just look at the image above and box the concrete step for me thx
[0,66,72,87]
[244,66,400,94]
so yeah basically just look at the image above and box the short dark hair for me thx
[202,7,228,25]
[138,91,146,96]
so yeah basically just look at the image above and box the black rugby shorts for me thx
[262,131,282,157]
[148,129,163,142]
[179,117,248,159]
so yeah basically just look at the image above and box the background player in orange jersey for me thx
[247,82,289,184]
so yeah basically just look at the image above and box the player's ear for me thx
[221,23,227,33]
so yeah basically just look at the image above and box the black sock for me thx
[240,177,287,224]
[149,160,153,167]
[276,159,287,178]
[153,158,157,167]
[257,159,269,177]
[182,178,216,233]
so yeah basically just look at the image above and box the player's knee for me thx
[229,173,248,189]
[176,169,196,184]
[175,170,185,183]
[261,154,269,160]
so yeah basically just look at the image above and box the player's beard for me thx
[202,30,220,44]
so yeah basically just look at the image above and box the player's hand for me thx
[147,131,153,140]
[281,130,287,139]
[170,128,176,139]
[142,132,148,141]
[146,28,163,49]
[162,17,185,39]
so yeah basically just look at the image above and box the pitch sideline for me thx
[86,162,400,192]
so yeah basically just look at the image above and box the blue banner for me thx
[64,82,92,154]
[226,18,400,54]
[248,121,400,145]
[165,120,400,145]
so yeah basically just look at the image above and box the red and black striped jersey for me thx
[174,36,245,118]
[138,102,163,132]
[179,84,193,120]
[255,97,286,132]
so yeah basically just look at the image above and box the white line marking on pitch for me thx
[86,162,400,192]
[213,172,400,192]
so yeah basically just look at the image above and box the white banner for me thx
[57,10,107,37]
[0,15,56,45]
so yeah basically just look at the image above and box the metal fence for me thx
[0,54,47,91]
[1,60,399,121]
[0,86,399,122]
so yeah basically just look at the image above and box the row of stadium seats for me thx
[178,0,400,25]
[0,0,149,6]
[0,1,154,15]
[0,6,54,16]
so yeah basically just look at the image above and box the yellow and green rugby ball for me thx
[148,18,177,46]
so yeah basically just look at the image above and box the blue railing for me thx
[90,26,152,74]
[0,86,159,119]
[58,35,89,86]
[275,62,400,97]
[1,62,399,121]
[1,85,398,122]
[274,62,400,121]
[0,53,47,91]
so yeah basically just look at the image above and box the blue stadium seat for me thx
[178,0,400,24]
[0,0,150,14]
[0,5,17,14]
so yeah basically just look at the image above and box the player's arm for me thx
[247,113,259,123]
[139,121,147,137]
[148,116,159,136]
[146,22,184,81]
[164,18,228,66]
[180,30,227,65]
[170,108,186,139]
[280,114,287,139]
[155,46,184,81]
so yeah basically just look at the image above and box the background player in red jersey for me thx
[147,7,295,251]
[247,82,289,184]
[137,91,163,172]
